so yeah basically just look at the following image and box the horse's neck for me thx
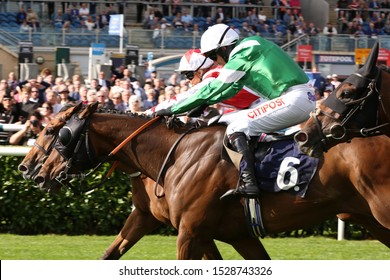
[89,114,182,179]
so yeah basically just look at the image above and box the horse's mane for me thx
[94,107,202,131]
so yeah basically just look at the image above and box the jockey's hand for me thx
[187,104,208,118]
[155,108,173,117]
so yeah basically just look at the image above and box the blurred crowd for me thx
[0,66,189,146]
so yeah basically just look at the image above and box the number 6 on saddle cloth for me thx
[223,135,320,238]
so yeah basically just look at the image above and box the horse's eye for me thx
[341,91,351,98]
[46,126,54,134]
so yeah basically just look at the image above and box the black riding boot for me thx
[220,132,260,199]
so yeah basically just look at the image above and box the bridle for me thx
[52,113,162,194]
[311,71,389,152]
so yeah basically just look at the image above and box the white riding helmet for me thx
[175,49,214,72]
[200,24,239,55]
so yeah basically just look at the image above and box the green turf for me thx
[0,234,388,260]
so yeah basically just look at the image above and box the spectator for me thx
[331,74,341,88]
[337,0,349,18]
[383,19,390,35]
[172,12,184,29]
[121,89,133,108]
[215,7,227,24]
[16,6,27,25]
[241,22,256,37]
[106,3,117,17]
[271,0,285,20]
[181,8,194,31]
[26,6,39,26]
[204,17,214,31]
[79,2,90,21]
[86,89,98,104]
[306,22,319,36]
[143,6,155,29]
[111,65,125,80]
[38,102,54,125]
[89,79,101,91]
[127,95,144,113]
[58,85,76,107]
[68,81,80,102]
[19,20,32,32]
[111,92,127,112]
[323,22,337,36]
[53,9,67,29]
[283,8,293,25]
[9,111,43,146]
[6,72,19,92]
[45,89,62,114]
[153,5,163,21]
[70,3,80,22]
[123,69,138,83]
[17,77,50,104]
[245,9,259,32]
[337,10,350,34]
[78,85,89,104]
[97,71,111,90]
[84,15,96,31]
[99,9,110,28]
[0,90,22,124]
[133,81,147,102]
[18,87,39,120]
[0,79,9,97]
[96,88,114,110]
[142,88,158,110]
[365,22,378,38]
[258,8,267,22]
[369,0,381,17]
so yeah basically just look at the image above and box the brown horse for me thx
[18,104,225,260]
[295,42,390,157]
[26,103,390,259]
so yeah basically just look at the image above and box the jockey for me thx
[147,48,259,115]
[156,23,316,199]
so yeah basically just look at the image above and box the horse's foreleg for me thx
[101,208,162,259]
[202,240,223,260]
[231,238,271,260]
[176,224,212,260]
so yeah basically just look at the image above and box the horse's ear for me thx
[58,103,83,122]
[357,42,379,78]
[78,102,99,119]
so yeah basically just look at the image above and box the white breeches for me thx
[221,84,316,137]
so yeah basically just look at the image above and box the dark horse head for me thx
[295,42,390,157]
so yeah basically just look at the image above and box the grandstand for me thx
[0,0,389,77]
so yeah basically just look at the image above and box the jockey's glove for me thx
[155,108,173,117]
[187,104,208,118]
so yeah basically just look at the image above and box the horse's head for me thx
[295,42,381,157]
[32,103,99,193]
[18,103,83,181]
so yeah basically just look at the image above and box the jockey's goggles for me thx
[182,71,195,81]
[203,50,218,61]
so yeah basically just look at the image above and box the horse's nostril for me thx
[18,164,28,173]
[294,131,308,144]
[34,176,45,184]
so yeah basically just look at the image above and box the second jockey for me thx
[147,48,260,116]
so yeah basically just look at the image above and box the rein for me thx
[56,115,162,194]
[154,125,196,198]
